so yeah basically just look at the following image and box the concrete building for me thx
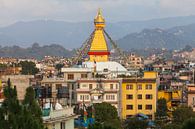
[40,77,69,106]
[42,106,77,129]
[61,67,92,104]
[1,75,34,100]
[121,71,158,120]
[128,53,144,69]
[76,78,121,111]
[187,84,195,111]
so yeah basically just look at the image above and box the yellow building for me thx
[88,9,110,62]
[158,90,182,111]
[121,71,158,120]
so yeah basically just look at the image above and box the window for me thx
[80,95,89,100]
[110,84,114,89]
[56,84,62,90]
[81,74,88,78]
[138,105,142,110]
[106,95,115,100]
[80,95,83,100]
[61,122,65,129]
[116,84,118,89]
[126,115,132,118]
[52,123,55,129]
[145,105,152,110]
[82,84,87,88]
[126,94,133,99]
[138,94,142,99]
[89,84,93,89]
[126,84,133,90]
[146,84,152,90]
[146,94,153,99]
[126,105,133,110]
[137,84,142,90]
[68,74,74,80]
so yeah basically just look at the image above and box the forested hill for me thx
[0,43,74,59]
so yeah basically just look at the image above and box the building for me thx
[76,78,121,111]
[0,80,3,103]
[128,53,144,69]
[121,71,158,120]
[158,90,182,112]
[88,9,110,62]
[187,84,195,111]
[40,77,69,106]
[1,75,34,100]
[42,105,77,129]
[83,61,128,77]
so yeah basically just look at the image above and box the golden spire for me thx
[94,8,105,28]
[88,8,110,62]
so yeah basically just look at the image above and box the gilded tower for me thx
[88,9,110,62]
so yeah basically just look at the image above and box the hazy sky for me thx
[0,0,195,27]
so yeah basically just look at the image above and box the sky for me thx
[0,0,195,27]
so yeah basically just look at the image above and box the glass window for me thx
[126,105,133,110]
[145,105,152,110]
[146,94,153,99]
[137,84,142,90]
[126,94,133,99]
[110,84,114,89]
[116,84,118,89]
[138,105,142,110]
[81,74,88,78]
[138,94,142,99]
[89,84,93,89]
[126,84,133,90]
[146,84,152,90]
[80,95,83,100]
[68,74,74,80]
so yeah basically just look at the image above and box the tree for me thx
[0,79,44,129]
[155,98,168,128]
[0,79,22,129]
[182,45,193,52]
[156,98,167,118]
[55,63,64,76]
[88,122,117,129]
[182,118,195,129]
[93,102,121,129]
[22,86,44,129]
[19,61,39,75]
[172,105,195,124]
[162,123,181,129]
[55,63,64,72]
[123,117,148,129]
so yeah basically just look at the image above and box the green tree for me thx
[182,118,195,129]
[162,123,181,129]
[0,79,22,129]
[155,98,168,128]
[93,102,121,129]
[19,61,39,75]
[55,63,64,76]
[172,105,195,124]
[22,86,44,129]
[123,117,148,129]
[88,122,117,129]
[0,79,44,129]
[55,63,64,71]
[156,98,167,118]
